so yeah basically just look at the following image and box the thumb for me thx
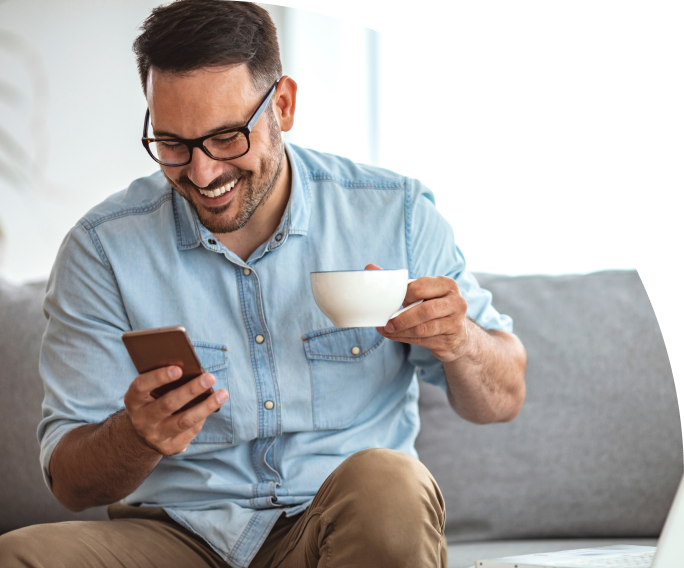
[364,263,382,270]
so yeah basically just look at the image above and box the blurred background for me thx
[0,0,682,284]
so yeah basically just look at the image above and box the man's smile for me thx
[192,177,243,208]
[197,177,239,198]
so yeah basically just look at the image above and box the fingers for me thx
[376,276,469,364]
[164,388,228,435]
[387,297,453,334]
[365,263,382,270]
[124,365,182,410]
[404,275,459,305]
[147,389,227,455]
[379,326,460,350]
[380,313,462,342]
[147,372,216,420]
[385,289,467,334]
[125,369,229,456]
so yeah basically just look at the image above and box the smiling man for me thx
[147,63,293,257]
[0,1,526,567]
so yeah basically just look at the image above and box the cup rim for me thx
[310,268,408,275]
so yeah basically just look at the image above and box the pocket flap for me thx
[192,341,227,371]
[303,327,384,362]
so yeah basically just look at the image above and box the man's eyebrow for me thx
[152,121,245,139]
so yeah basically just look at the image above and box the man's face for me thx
[146,64,285,234]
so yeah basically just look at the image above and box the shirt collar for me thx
[173,141,311,252]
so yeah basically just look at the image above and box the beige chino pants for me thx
[0,448,447,568]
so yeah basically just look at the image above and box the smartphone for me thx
[122,326,216,414]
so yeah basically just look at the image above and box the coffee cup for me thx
[310,269,422,328]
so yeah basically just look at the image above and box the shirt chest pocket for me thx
[190,342,233,444]
[303,327,386,430]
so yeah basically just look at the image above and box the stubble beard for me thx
[163,108,285,234]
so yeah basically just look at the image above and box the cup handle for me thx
[388,278,423,321]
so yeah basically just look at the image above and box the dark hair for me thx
[133,0,282,96]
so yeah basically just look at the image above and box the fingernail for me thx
[216,390,228,404]
[168,366,181,379]
[385,321,395,333]
[200,374,215,388]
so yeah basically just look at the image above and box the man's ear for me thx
[274,75,297,132]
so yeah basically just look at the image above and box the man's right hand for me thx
[50,367,228,511]
[124,366,229,456]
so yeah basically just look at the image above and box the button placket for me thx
[242,268,280,440]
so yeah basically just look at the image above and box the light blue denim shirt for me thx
[38,143,512,568]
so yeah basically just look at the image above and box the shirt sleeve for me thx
[404,178,513,391]
[38,219,133,492]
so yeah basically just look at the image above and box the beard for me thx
[163,107,285,234]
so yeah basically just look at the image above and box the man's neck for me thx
[213,153,292,262]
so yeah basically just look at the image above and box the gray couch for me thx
[0,270,681,568]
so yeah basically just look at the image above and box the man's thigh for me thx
[0,516,229,568]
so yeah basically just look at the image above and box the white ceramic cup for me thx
[310,269,423,328]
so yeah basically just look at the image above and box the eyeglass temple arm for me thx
[246,80,279,131]
[142,79,278,139]
[143,108,151,137]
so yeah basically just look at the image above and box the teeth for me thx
[198,178,239,198]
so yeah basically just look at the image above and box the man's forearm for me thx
[443,319,527,424]
[50,409,161,512]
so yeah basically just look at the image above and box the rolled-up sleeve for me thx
[38,219,132,491]
[404,178,513,391]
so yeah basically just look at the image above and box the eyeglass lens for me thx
[148,131,249,165]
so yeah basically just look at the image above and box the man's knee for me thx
[339,448,440,494]
[331,448,445,524]
[316,449,446,564]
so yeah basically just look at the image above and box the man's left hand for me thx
[367,264,470,363]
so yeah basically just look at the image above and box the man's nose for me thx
[187,147,224,188]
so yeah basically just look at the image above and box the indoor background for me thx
[0,0,634,283]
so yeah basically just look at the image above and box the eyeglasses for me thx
[141,79,280,167]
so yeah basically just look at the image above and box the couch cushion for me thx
[0,278,106,534]
[416,270,683,543]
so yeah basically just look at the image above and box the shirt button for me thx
[208,239,217,245]
[275,233,283,242]
[264,400,274,410]
[255,334,265,344]
[243,268,251,276]
[351,346,361,356]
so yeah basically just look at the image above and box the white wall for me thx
[0,0,164,283]
[2,0,681,283]
[285,10,634,274]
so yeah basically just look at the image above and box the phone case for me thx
[122,326,216,414]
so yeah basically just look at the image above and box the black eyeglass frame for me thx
[141,78,280,166]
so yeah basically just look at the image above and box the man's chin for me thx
[193,201,247,234]
[171,183,244,234]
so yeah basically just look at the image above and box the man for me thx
[0,1,526,567]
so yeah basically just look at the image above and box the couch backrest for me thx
[1,271,682,540]
[416,270,683,543]
[0,279,107,534]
